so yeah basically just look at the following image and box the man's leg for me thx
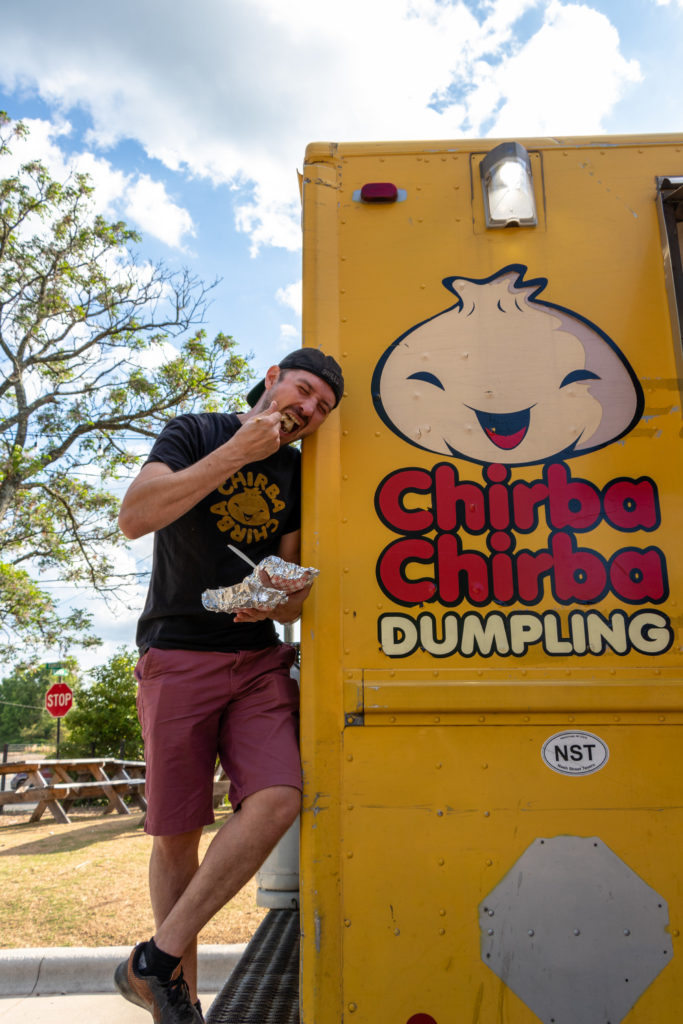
[154,784,300,958]
[117,648,225,1021]
[149,828,203,1001]
[116,790,297,1022]
[117,645,301,1021]
[150,643,303,958]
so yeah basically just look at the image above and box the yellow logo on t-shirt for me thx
[210,470,286,544]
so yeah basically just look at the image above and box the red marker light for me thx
[407,1016,438,1024]
[360,182,399,203]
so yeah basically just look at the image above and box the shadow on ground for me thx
[0,807,228,857]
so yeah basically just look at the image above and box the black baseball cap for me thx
[247,348,345,409]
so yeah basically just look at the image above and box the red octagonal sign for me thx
[45,681,73,718]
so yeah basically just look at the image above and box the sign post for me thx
[45,679,73,758]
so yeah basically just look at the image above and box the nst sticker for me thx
[541,730,609,776]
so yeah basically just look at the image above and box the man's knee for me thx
[243,785,301,836]
[152,828,203,873]
[276,786,302,831]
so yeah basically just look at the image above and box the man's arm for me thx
[118,403,283,539]
[277,529,300,567]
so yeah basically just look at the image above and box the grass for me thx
[0,804,267,948]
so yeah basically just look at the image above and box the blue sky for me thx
[1,0,681,666]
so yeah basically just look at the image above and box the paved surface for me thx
[0,945,243,1023]
[0,991,218,1023]
[0,945,243,997]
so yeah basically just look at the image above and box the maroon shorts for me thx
[135,644,301,836]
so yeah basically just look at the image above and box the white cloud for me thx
[276,282,302,317]
[72,151,130,216]
[274,285,302,353]
[124,175,196,250]
[476,2,642,136]
[0,115,70,174]
[235,189,302,255]
[0,117,120,218]
[2,117,195,250]
[0,0,642,254]
[278,323,300,352]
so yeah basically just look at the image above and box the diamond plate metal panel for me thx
[480,836,673,1024]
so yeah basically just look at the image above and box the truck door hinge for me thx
[344,712,365,727]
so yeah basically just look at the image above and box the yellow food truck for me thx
[297,135,683,1024]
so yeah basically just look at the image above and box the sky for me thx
[0,0,681,672]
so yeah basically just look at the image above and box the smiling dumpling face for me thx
[372,266,643,466]
[227,488,271,526]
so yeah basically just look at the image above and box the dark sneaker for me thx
[114,943,202,1023]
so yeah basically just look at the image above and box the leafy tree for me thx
[59,648,142,760]
[0,112,252,659]
[0,658,79,746]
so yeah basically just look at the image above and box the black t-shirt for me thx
[135,413,301,653]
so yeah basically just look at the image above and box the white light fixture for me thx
[480,141,537,228]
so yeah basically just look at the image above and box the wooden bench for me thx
[1,758,231,824]
[0,758,148,824]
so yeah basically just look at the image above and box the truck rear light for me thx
[360,182,399,203]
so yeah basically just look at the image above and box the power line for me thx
[0,700,45,711]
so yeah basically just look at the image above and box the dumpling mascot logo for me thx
[372,265,643,466]
[371,266,672,660]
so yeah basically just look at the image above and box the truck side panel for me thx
[300,135,683,1024]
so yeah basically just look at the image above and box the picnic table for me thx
[0,757,147,824]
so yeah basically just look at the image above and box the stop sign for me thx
[45,681,73,718]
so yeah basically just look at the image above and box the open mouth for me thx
[472,406,531,450]
[280,411,303,435]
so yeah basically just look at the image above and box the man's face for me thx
[264,367,335,443]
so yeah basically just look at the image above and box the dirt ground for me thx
[0,803,267,948]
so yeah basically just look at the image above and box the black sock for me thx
[136,937,182,982]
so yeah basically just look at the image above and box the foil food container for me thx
[202,556,319,613]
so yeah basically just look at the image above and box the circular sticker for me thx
[541,731,609,777]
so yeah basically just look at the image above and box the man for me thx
[114,348,344,1024]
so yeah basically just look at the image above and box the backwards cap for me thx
[247,348,345,408]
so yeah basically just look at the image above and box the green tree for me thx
[0,112,252,659]
[0,658,79,745]
[60,648,142,759]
